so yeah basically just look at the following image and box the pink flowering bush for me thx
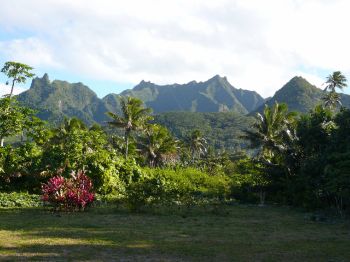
[41,170,95,211]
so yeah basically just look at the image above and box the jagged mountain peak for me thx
[119,75,264,114]
[206,75,229,85]
[31,73,51,88]
[18,75,110,125]
[42,73,50,83]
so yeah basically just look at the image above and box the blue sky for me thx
[1,0,350,98]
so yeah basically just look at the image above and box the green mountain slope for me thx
[119,75,265,114]
[17,74,111,125]
[255,76,350,113]
[154,111,255,152]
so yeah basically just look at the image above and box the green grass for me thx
[0,205,349,261]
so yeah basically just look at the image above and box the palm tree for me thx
[50,118,87,147]
[324,71,347,92]
[188,129,208,162]
[323,91,342,109]
[323,71,347,110]
[243,102,297,164]
[243,102,298,205]
[138,124,178,167]
[106,97,152,159]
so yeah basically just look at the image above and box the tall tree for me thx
[244,102,295,160]
[243,102,297,172]
[188,129,208,162]
[1,61,35,98]
[1,62,35,146]
[242,102,298,205]
[324,71,347,93]
[106,97,152,159]
[323,71,347,110]
[0,97,35,147]
[138,124,178,167]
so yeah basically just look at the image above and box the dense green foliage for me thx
[0,192,40,207]
[245,101,350,214]
[126,167,230,211]
[0,97,37,146]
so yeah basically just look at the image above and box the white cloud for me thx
[0,83,27,97]
[0,0,349,97]
[0,37,60,69]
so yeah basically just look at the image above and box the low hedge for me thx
[125,167,230,210]
[0,192,41,208]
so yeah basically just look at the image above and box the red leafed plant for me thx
[41,170,95,211]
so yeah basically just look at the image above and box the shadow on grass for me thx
[0,207,192,261]
[0,243,179,261]
[0,206,349,261]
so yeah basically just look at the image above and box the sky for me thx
[1,0,350,98]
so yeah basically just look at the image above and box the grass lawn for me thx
[0,205,349,261]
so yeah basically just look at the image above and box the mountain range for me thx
[16,73,350,125]
[117,75,265,114]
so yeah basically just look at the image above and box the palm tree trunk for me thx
[9,79,15,99]
[259,189,266,206]
[125,130,129,159]
[1,89,13,147]
[335,195,343,217]
[149,158,154,168]
[191,149,195,164]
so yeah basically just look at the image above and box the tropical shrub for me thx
[41,170,95,211]
[85,150,126,196]
[0,142,44,192]
[86,153,143,197]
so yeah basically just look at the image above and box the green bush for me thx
[0,143,44,193]
[86,154,143,197]
[125,167,230,211]
[228,158,269,204]
[0,192,41,208]
[85,151,125,196]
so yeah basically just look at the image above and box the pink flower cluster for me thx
[41,170,95,211]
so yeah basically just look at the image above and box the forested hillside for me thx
[17,74,111,125]
[154,112,254,152]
